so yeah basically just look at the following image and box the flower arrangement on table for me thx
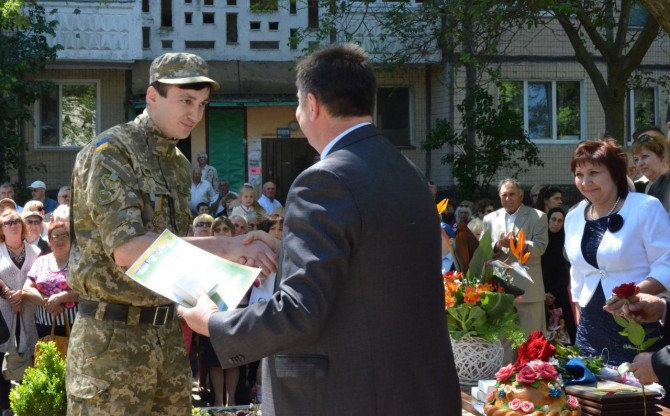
[484,331,582,415]
[444,225,528,347]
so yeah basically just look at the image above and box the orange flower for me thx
[445,280,460,296]
[463,286,481,304]
[509,229,530,264]
[478,282,494,293]
[445,293,456,308]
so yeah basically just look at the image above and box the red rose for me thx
[532,362,558,381]
[515,365,538,384]
[526,338,555,362]
[520,401,535,413]
[515,333,555,367]
[495,364,515,382]
[612,282,640,300]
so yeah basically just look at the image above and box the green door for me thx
[207,108,246,192]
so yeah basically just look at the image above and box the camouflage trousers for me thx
[66,314,191,415]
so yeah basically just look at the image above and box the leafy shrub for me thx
[10,341,66,416]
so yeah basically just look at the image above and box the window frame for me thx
[500,79,585,143]
[34,80,101,150]
[374,85,414,149]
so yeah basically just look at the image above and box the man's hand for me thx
[630,352,659,385]
[605,293,667,324]
[178,292,219,337]
[237,231,280,275]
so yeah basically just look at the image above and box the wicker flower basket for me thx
[451,337,504,385]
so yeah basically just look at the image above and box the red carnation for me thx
[612,282,640,300]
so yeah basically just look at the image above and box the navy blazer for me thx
[209,124,461,415]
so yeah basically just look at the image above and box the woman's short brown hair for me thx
[570,139,629,198]
[0,210,28,243]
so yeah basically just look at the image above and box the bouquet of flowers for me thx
[444,227,527,346]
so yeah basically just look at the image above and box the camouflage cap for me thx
[150,53,220,90]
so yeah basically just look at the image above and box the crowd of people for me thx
[4,43,670,415]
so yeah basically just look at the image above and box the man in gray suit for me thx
[180,43,461,415]
[482,178,549,335]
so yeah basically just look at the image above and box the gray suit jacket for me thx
[209,124,461,415]
[482,204,548,303]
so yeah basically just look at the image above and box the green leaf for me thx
[640,337,659,352]
[627,322,646,347]
[613,314,630,328]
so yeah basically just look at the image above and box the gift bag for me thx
[2,314,31,381]
[34,312,70,365]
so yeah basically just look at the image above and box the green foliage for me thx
[423,86,544,200]
[10,341,67,416]
[613,313,659,352]
[0,0,61,183]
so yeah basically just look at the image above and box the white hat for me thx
[21,210,43,219]
[28,180,46,189]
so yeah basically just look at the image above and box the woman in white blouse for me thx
[565,139,670,365]
[0,210,39,411]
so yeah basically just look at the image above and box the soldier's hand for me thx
[178,291,218,337]
[239,231,279,275]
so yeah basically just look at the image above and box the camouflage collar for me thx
[136,110,178,157]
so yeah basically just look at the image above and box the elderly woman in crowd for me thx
[211,217,235,237]
[631,129,670,213]
[192,214,215,237]
[23,219,78,339]
[565,139,670,365]
[0,210,39,411]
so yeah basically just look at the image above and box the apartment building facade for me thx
[24,0,670,203]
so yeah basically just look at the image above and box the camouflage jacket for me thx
[69,110,191,306]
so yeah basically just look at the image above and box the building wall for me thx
[24,68,128,194]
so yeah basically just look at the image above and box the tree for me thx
[526,0,661,143]
[422,87,543,200]
[0,0,60,183]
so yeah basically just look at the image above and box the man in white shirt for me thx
[257,181,283,216]
[482,178,548,335]
[189,166,215,214]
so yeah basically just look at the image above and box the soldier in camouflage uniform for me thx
[66,53,278,415]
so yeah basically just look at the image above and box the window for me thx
[375,87,412,147]
[37,82,99,148]
[204,0,214,4]
[269,21,278,30]
[289,0,296,14]
[250,41,279,49]
[226,13,238,43]
[629,87,657,137]
[142,0,150,12]
[227,0,237,5]
[203,12,215,23]
[630,2,649,28]
[499,80,583,141]
[308,0,318,29]
[250,0,278,11]
[161,0,173,27]
[185,12,192,24]
[142,27,151,48]
[290,28,298,50]
[250,21,261,30]
[161,39,173,49]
